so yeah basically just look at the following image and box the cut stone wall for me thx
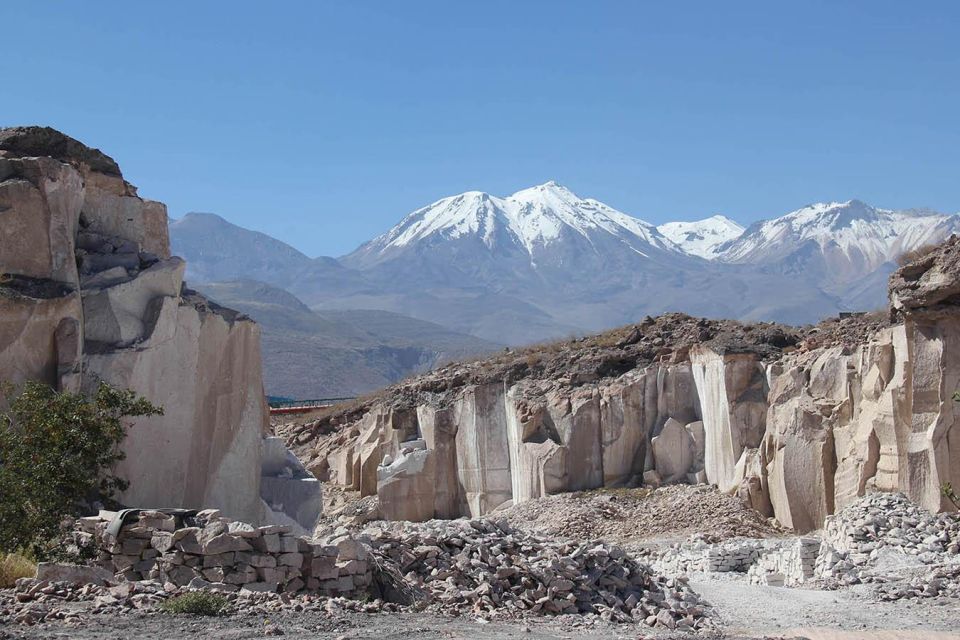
[76,509,369,596]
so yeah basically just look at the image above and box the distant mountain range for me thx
[170,183,958,396]
[190,280,498,399]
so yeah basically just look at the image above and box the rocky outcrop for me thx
[0,127,288,524]
[285,238,960,532]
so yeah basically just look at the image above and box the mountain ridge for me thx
[170,186,958,353]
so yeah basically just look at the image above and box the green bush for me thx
[160,591,229,616]
[0,381,162,558]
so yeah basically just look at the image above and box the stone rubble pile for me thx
[646,493,959,599]
[815,492,960,586]
[875,564,960,601]
[76,509,371,596]
[360,518,713,630]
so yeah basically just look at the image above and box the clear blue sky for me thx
[3,2,958,257]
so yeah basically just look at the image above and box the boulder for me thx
[35,563,113,586]
[651,418,694,481]
[377,446,436,522]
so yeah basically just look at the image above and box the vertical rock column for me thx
[690,348,767,492]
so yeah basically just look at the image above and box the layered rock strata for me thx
[287,239,960,531]
[0,127,282,523]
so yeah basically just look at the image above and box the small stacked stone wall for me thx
[746,538,819,587]
[653,537,770,575]
[77,509,370,596]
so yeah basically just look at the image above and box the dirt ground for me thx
[499,484,782,548]
[2,599,959,640]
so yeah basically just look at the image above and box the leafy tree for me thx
[0,381,162,558]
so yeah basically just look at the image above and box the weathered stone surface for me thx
[377,446,436,522]
[35,563,112,586]
[889,235,960,313]
[0,291,82,388]
[81,257,185,345]
[260,436,323,532]
[454,383,513,516]
[599,375,648,486]
[0,156,84,283]
[691,349,768,493]
[651,418,694,481]
[417,405,460,518]
[0,127,268,524]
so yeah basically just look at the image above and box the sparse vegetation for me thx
[159,591,229,616]
[0,381,162,559]
[0,552,36,588]
[943,483,960,510]
[896,243,938,267]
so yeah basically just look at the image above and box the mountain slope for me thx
[170,212,371,296]
[657,215,745,259]
[195,280,499,398]
[715,200,960,288]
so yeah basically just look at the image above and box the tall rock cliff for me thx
[0,127,266,523]
[284,241,960,532]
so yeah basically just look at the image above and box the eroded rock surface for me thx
[0,127,275,523]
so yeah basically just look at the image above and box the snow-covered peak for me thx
[657,214,745,259]
[360,181,675,259]
[717,200,960,274]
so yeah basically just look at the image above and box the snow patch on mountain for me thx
[657,214,745,259]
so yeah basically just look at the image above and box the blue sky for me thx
[3,2,958,257]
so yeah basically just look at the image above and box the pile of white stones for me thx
[360,518,712,630]
[815,492,960,587]
[76,508,371,596]
[645,492,959,600]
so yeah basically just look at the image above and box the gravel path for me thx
[689,572,960,636]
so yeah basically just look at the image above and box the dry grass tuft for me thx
[0,553,36,588]
[896,243,939,267]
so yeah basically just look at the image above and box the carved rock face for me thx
[0,127,269,523]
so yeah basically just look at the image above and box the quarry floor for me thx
[4,487,959,638]
[3,574,959,640]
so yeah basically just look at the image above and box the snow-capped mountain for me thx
[346,181,681,268]
[172,186,959,346]
[658,215,745,260]
[714,200,960,284]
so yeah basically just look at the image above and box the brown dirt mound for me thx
[499,484,784,549]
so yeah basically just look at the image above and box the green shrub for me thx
[0,381,162,558]
[0,552,36,588]
[160,591,229,616]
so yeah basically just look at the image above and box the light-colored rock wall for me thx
[0,128,267,524]
[318,310,960,532]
